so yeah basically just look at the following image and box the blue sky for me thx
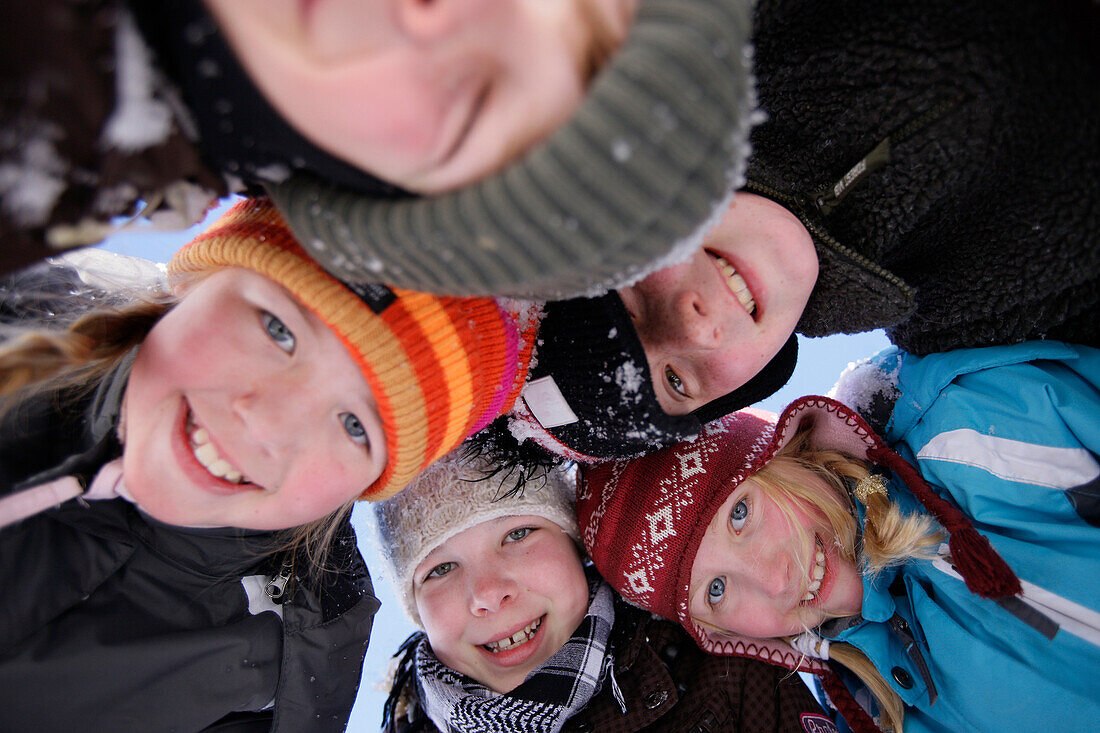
[98,200,889,730]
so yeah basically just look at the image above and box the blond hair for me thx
[0,291,348,581]
[750,428,941,733]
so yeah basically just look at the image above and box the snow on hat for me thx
[509,292,701,462]
[373,449,580,627]
[578,395,1019,670]
[167,198,538,501]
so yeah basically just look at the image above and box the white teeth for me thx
[803,540,828,604]
[194,442,219,466]
[484,618,542,653]
[712,254,757,316]
[188,413,249,484]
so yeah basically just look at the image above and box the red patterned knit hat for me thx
[168,198,538,501]
[579,395,1020,673]
[577,408,778,646]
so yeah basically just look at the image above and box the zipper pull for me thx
[815,136,891,215]
[264,559,294,602]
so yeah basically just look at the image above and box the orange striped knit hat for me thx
[167,198,538,501]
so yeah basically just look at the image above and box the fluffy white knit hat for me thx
[373,449,580,627]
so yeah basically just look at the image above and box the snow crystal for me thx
[253,163,291,183]
[198,59,221,79]
[647,102,679,143]
[183,22,207,46]
[0,126,68,227]
[828,349,902,432]
[610,138,633,163]
[102,11,173,153]
[614,359,645,404]
[608,327,617,339]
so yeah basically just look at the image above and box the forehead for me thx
[417,515,573,565]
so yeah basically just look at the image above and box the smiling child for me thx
[0,197,540,730]
[4,0,759,306]
[614,0,1098,419]
[375,449,830,733]
[579,342,1100,732]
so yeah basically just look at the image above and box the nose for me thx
[674,291,722,348]
[231,380,295,456]
[637,290,721,352]
[750,546,793,597]
[468,567,519,617]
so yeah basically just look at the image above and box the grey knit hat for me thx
[267,0,757,300]
[373,450,580,627]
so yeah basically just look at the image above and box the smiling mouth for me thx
[802,537,827,604]
[186,410,251,485]
[707,251,757,317]
[483,617,542,654]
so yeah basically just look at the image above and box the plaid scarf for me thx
[416,575,616,733]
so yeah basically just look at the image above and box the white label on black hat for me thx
[522,376,579,428]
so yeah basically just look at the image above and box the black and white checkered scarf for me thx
[415,576,616,733]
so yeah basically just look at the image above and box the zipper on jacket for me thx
[888,614,938,704]
[812,94,962,216]
[264,559,294,602]
[742,179,914,298]
[814,137,891,215]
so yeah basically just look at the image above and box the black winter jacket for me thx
[746,0,1099,354]
[0,360,380,732]
[386,599,832,733]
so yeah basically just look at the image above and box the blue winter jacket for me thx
[823,341,1100,732]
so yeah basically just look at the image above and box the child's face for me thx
[617,192,819,415]
[122,268,387,530]
[204,0,632,193]
[688,465,862,640]
[413,515,589,694]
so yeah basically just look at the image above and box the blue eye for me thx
[707,577,725,605]
[262,312,295,353]
[426,562,454,580]
[505,527,534,542]
[341,412,369,446]
[729,499,749,532]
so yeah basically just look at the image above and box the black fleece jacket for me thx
[0,360,379,732]
[745,0,1099,354]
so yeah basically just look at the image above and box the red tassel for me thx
[819,670,883,733]
[948,527,1022,598]
[867,446,1021,600]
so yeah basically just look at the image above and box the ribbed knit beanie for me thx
[267,0,759,301]
[167,198,538,501]
[373,449,580,627]
[579,395,1019,667]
